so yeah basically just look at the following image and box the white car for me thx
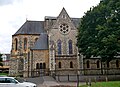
[0,76,37,87]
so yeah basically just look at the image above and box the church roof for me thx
[31,33,48,50]
[71,18,81,28]
[45,16,80,28]
[14,21,45,35]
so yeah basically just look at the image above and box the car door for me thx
[5,78,20,87]
[0,78,20,87]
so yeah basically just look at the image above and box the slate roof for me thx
[31,33,48,50]
[45,16,80,28]
[71,18,81,28]
[14,21,46,35]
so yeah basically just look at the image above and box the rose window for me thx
[59,23,70,34]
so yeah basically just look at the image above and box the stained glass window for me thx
[57,40,62,54]
[59,23,70,34]
[68,40,73,54]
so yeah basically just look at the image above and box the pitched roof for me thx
[14,21,46,35]
[45,16,80,28]
[31,33,48,50]
[71,18,81,28]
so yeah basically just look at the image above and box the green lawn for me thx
[0,73,8,76]
[80,81,120,87]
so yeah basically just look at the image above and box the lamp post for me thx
[54,63,56,80]
[77,48,81,87]
[77,53,80,87]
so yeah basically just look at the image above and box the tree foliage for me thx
[77,0,120,62]
[0,54,3,67]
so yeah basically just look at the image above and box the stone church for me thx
[9,8,120,78]
[9,8,81,77]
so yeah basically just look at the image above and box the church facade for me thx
[9,8,81,77]
[9,8,120,77]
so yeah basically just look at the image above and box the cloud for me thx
[0,0,22,6]
[0,0,100,53]
[0,0,13,6]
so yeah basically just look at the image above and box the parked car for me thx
[0,76,37,87]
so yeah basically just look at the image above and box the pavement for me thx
[25,76,85,87]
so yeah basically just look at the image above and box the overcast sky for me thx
[0,0,100,54]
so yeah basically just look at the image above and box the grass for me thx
[80,81,120,87]
[0,72,8,76]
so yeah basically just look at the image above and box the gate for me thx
[39,69,45,76]
[32,62,46,77]
[39,63,46,76]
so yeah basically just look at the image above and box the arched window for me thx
[116,60,119,68]
[70,61,73,68]
[57,40,62,54]
[68,40,73,54]
[24,38,27,50]
[36,63,39,69]
[97,60,100,68]
[58,62,61,68]
[15,38,18,51]
[43,63,46,69]
[40,63,42,69]
[86,60,90,68]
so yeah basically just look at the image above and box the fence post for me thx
[58,74,60,81]
[94,77,96,83]
[86,78,88,85]
[77,74,79,87]
[68,74,69,81]
[89,78,91,86]
[105,76,108,82]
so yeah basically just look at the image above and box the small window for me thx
[24,38,27,51]
[97,60,100,68]
[116,60,119,68]
[40,63,43,69]
[43,63,46,69]
[70,61,73,68]
[15,38,18,51]
[58,62,61,68]
[62,15,66,18]
[36,63,39,69]
[86,60,90,68]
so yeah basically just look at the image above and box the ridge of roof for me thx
[14,21,45,35]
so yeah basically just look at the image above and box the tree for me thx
[0,54,3,67]
[77,0,120,62]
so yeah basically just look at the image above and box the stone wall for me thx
[83,58,120,75]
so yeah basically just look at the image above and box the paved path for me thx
[25,76,85,87]
[25,76,44,85]
[42,76,59,87]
